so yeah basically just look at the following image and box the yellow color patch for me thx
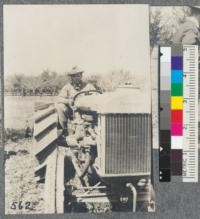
[171,96,183,109]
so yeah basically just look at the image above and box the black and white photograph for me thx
[150,6,200,47]
[4,4,155,214]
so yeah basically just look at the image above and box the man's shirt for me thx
[173,16,200,45]
[57,82,95,104]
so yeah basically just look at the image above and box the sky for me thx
[4,5,150,80]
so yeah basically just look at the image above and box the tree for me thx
[11,74,24,90]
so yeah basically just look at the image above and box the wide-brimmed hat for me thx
[68,66,84,76]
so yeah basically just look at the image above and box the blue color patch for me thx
[171,70,183,83]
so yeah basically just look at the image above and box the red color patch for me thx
[171,110,183,123]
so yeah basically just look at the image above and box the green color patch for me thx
[171,83,183,96]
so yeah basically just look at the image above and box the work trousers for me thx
[56,103,73,130]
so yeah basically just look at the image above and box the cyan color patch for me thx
[171,70,183,83]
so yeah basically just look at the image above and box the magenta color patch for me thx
[171,123,183,135]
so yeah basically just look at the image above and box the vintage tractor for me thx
[33,84,155,213]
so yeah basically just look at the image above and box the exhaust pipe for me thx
[126,183,137,212]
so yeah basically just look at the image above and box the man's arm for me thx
[173,21,199,45]
[57,84,73,105]
[182,28,198,45]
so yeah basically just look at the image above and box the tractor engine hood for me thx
[75,85,151,114]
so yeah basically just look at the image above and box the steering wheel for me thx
[73,89,102,104]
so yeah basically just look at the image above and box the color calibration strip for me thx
[171,45,183,182]
[159,47,171,182]
[159,45,198,182]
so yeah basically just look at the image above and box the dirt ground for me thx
[5,138,45,214]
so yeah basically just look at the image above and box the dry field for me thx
[4,96,55,214]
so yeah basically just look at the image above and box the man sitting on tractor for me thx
[56,66,95,136]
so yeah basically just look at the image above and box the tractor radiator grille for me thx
[105,114,151,174]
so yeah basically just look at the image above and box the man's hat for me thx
[68,66,84,76]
